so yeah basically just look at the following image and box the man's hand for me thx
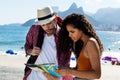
[31,47,41,56]
[27,47,41,56]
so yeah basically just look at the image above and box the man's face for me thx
[41,20,56,36]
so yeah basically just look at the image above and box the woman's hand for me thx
[43,72,58,80]
[55,68,74,80]
[55,69,67,76]
[55,67,70,76]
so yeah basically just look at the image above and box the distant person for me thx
[108,48,111,51]
[23,6,62,80]
[21,46,24,49]
[57,13,104,79]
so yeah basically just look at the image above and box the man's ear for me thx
[53,18,57,25]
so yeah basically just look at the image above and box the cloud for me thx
[82,0,120,13]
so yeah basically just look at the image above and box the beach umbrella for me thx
[102,56,119,65]
[5,50,17,55]
[111,57,118,62]
[111,57,118,65]
[102,56,112,61]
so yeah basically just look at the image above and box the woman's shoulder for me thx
[87,37,98,47]
[89,37,96,42]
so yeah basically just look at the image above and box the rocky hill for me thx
[21,3,120,31]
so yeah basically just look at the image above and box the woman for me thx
[57,13,104,80]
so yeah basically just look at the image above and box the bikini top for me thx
[77,38,92,70]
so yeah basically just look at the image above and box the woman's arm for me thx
[57,39,101,79]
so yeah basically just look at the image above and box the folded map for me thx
[25,63,62,77]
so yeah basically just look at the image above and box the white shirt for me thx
[27,34,57,80]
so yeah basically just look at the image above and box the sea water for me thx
[0,25,120,57]
[0,25,30,56]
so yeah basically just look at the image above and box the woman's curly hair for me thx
[57,13,103,57]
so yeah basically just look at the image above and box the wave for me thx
[0,40,25,45]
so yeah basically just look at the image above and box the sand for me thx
[0,55,120,80]
[100,65,120,80]
[0,55,28,80]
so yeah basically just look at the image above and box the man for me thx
[23,6,62,80]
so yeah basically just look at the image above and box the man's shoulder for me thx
[31,24,41,27]
[30,25,41,29]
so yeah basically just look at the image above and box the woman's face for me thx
[66,24,82,42]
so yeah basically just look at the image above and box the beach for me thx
[0,54,120,80]
[0,54,28,80]
[100,65,120,80]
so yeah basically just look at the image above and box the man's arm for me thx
[24,25,41,56]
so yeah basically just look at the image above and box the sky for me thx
[0,0,120,24]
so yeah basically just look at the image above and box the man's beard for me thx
[45,27,56,35]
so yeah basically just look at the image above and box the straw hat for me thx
[35,6,56,25]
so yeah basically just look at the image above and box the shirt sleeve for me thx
[24,25,40,55]
[24,25,34,55]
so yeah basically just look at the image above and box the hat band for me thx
[38,13,54,21]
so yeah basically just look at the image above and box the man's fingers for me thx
[34,47,40,50]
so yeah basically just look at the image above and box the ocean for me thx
[0,25,30,56]
[0,25,120,57]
